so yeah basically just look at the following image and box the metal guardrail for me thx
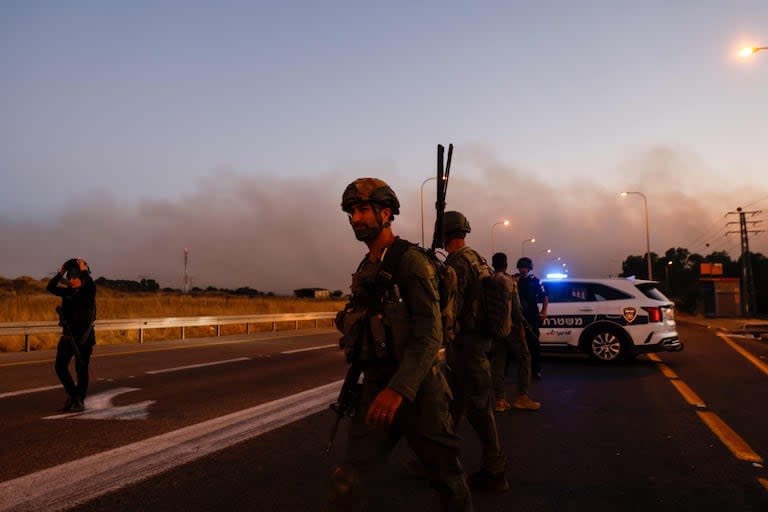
[0,312,338,352]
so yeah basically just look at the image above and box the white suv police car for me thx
[538,277,682,363]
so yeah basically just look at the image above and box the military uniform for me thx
[489,272,532,402]
[444,246,506,476]
[517,271,548,377]
[331,239,472,512]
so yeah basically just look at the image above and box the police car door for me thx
[540,280,597,348]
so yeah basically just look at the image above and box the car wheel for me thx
[583,327,629,363]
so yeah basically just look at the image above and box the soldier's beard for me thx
[352,223,382,242]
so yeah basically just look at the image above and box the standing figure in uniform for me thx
[327,178,473,512]
[489,252,541,412]
[442,211,509,492]
[46,258,97,412]
[515,257,548,380]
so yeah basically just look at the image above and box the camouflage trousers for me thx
[328,365,473,512]
[490,332,532,400]
[445,333,506,475]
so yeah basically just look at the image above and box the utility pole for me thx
[183,247,190,294]
[726,208,763,316]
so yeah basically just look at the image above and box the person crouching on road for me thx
[327,178,473,512]
[46,258,97,412]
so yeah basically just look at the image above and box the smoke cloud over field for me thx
[1,146,765,295]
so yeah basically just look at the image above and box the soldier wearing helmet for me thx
[46,258,97,412]
[515,256,548,380]
[443,211,509,493]
[328,178,473,511]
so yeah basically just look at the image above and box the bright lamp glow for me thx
[546,273,568,279]
[739,47,755,57]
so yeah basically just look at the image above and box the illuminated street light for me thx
[620,191,652,280]
[491,220,510,255]
[739,46,768,57]
[521,237,536,257]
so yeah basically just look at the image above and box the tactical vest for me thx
[336,244,411,365]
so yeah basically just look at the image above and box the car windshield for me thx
[635,283,671,302]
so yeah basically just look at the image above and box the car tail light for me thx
[643,306,662,322]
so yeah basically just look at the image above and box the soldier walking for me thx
[442,211,509,492]
[327,178,473,511]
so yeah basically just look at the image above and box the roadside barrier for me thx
[0,312,338,352]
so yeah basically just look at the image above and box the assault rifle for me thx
[431,143,452,253]
[324,361,363,456]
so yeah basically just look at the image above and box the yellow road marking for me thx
[669,379,706,408]
[717,333,768,377]
[696,411,764,463]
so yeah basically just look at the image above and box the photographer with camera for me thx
[46,258,97,412]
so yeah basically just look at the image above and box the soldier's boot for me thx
[468,468,509,493]
[327,464,363,511]
[71,395,85,413]
[494,398,512,413]
[511,394,541,411]
[59,394,74,412]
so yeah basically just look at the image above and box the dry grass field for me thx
[0,276,346,352]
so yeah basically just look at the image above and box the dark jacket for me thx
[46,273,97,341]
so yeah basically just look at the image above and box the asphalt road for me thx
[1,321,767,511]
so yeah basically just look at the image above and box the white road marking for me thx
[0,385,60,399]
[43,387,156,421]
[282,344,337,354]
[1,380,342,512]
[145,357,250,375]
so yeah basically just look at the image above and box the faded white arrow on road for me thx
[43,387,155,421]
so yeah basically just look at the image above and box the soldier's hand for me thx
[365,387,403,428]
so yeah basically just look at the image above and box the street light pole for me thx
[621,191,652,280]
[420,177,436,248]
[665,260,673,294]
[491,220,510,255]
[521,237,535,257]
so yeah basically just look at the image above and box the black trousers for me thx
[55,334,94,400]
[524,324,541,375]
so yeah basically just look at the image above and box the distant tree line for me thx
[620,247,768,314]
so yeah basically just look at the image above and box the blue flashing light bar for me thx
[545,272,568,279]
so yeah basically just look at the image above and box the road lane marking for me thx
[696,411,764,464]
[0,385,60,399]
[0,380,343,512]
[667,379,706,408]
[717,333,768,377]
[282,344,337,354]
[43,387,155,421]
[146,357,250,374]
[650,352,766,492]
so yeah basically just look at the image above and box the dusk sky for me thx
[2,2,767,294]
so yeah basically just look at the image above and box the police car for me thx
[538,277,682,363]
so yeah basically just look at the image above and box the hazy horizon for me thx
[2,2,766,294]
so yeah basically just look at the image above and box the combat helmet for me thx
[341,178,400,215]
[63,258,90,274]
[444,211,471,236]
[516,257,533,270]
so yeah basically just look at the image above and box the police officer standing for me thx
[443,211,509,492]
[327,178,473,511]
[46,258,97,412]
[516,257,548,380]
